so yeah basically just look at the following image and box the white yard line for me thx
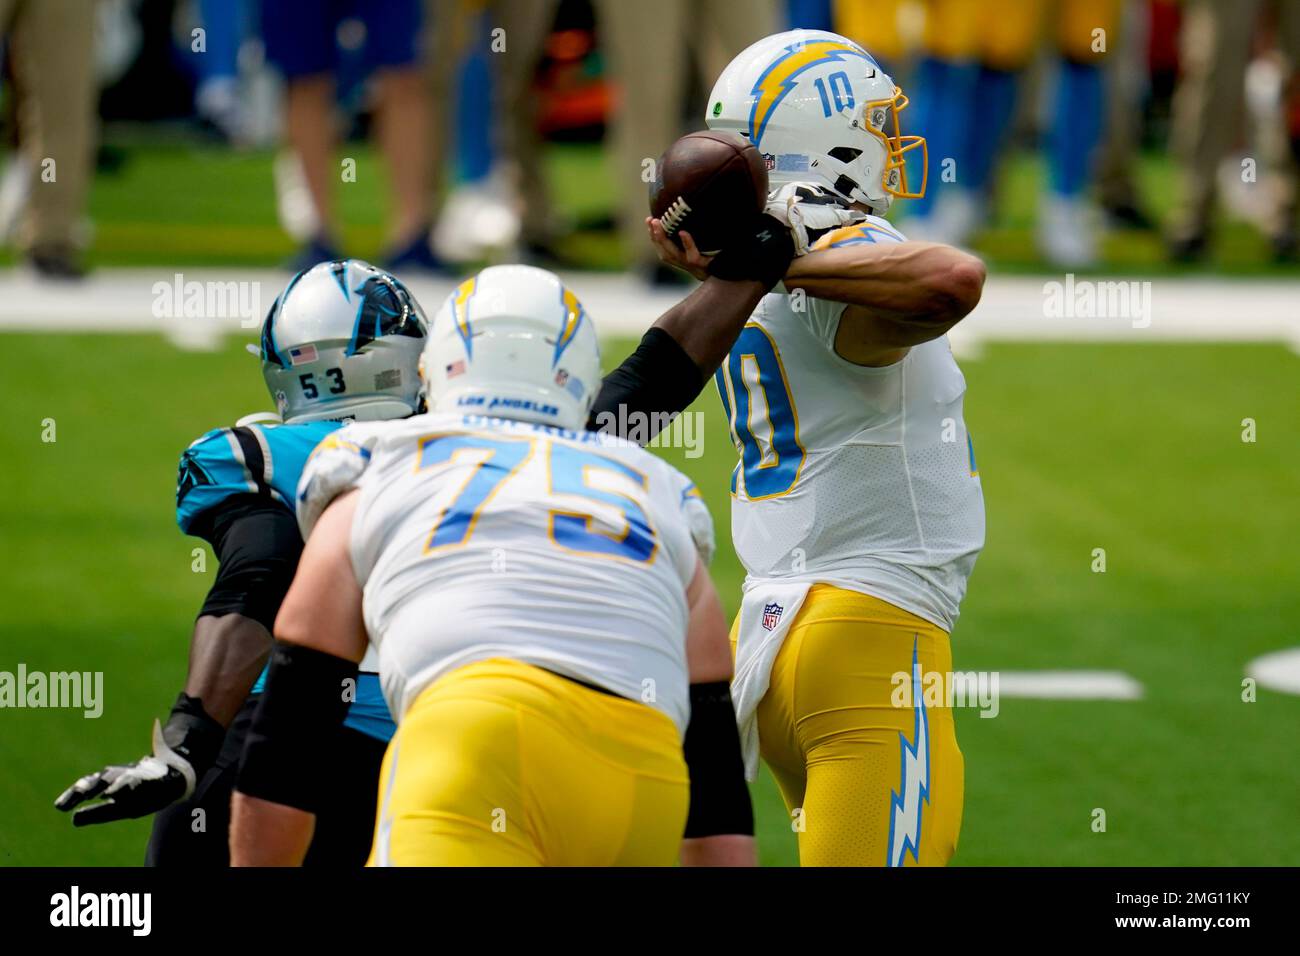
[0,269,1297,353]
[994,671,1145,700]
[1245,648,1300,696]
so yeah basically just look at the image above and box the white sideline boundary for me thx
[0,268,1297,353]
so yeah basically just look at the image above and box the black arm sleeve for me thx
[193,494,304,631]
[586,327,705,438]
[682,681,754,838]
[236,643,358,812]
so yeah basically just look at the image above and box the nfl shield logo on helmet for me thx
[762,602,784,631]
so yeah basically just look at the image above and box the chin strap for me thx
[234,411,284,427]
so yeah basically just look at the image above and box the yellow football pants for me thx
[367,658,689,866]
[740,585,965,867]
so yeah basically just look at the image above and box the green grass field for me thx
[2,331,1297,866]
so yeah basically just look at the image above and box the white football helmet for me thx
[260,260,428,423]
[423,265,601,431]
[706,29,926,215]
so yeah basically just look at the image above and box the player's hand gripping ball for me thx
[648,130,769,255]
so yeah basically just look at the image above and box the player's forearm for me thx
[588,276,769,436]
[785,241,985,329]
[184,613,273,727]
[229,793,315,866]
[681,834,757,867]
[685,560,732,685]
[185,498,304,725]
[651,275,770,377]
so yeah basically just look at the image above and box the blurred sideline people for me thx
[425,0,559,265]
[21,0,1300,273]
[840,0,1121,267]
[193,0,251,142]
[262,0,442,273]
[1093,0,1157,232]
[0,0,96,278]
[1169,0,1300,262]
[592,0,778,281]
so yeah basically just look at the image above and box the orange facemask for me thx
[861,86,927,200]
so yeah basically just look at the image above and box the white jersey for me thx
[715,218,984,631]
[297,412,714,734]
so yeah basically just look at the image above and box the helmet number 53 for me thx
[299,369,347,399]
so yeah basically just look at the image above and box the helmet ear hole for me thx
[832,173,860,198]
[827,147,862,163]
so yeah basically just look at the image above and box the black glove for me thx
[706,213,796,287]
[55,694,223,826]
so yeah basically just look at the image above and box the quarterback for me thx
[55,261,428,865]
[653,29,987,866]
[230,266,754,867]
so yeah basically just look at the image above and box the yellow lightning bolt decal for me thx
[553,286,585,367]
[749,40,872,148]
[450,275,477,357]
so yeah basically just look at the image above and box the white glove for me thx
[764,182,869,255]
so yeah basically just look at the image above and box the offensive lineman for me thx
[652,30,987,866]
[229,265,753,866]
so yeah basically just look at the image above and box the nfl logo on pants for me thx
[762,602,784,631]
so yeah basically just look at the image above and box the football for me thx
[648,129,769,255]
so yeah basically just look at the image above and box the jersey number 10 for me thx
[715,325,806,500]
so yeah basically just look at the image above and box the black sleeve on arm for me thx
[235,643,358,813]
[682,681,754,838]
[193,494,304,632]
[586,327,705,437]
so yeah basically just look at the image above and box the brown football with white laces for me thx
[648,130,769,255]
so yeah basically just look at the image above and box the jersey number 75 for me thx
[416,433,657,563]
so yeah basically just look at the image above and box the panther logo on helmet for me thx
[259,260,429,424]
